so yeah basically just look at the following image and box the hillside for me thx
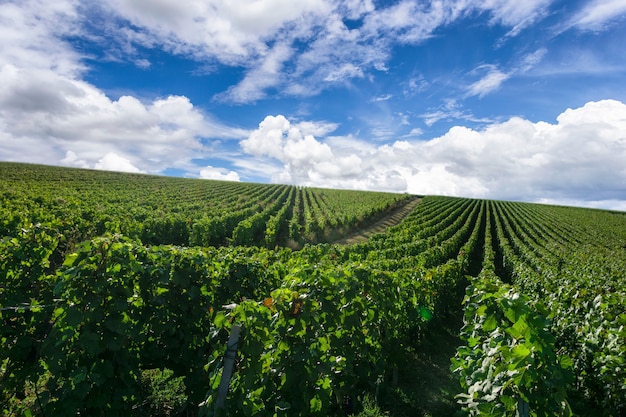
[1,162,625,416]
[0,162,415,251]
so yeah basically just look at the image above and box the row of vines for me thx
[0,162,413,253]
[2,162,625,416]
[2,176,484,415]
[453,200,626,416]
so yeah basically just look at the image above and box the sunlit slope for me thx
[0,162,414,249]
[2,161,625,415]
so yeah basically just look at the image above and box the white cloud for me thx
[403,76,430,97]
[566,0,626,31]
[199,166,241,181]
[216,42,293,103]
[241,115,337,185]
[0,0,83,76]
[294,120,339,137]
[482,0,552,38]
[465,65,510,97]
[370,94,393,102]
[0,1,248,176]
[105,0,331,64]
[105,0,552,65]
[285,134,333,162]
[323,63,365,82]
[421,99,494,126]
[134,58,151,69]
[325,134,377,153]
[240,115,291,160]
[518,48,547,72]
[60,151,89,168]
[95,152,143,173]
[405,128,424,137]
[464,49,546,98]
[91,0,553,103]
[0,65,245,171]
[242,100,626,209]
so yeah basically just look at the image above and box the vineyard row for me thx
[1,163,625,416]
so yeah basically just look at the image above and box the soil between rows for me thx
[334,197,422,245]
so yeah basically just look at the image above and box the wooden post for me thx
[516,398,529,417]
[215,324,242,415]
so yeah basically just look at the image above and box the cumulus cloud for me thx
[0,0,247,176]
[105,0,331,63]
[0,0,83,75]
[199,166,241,181]
[0,65,244,172]
[241,115,335,184]
[242,115,373,185]
[242,100,626,209]
[95,152,143,173]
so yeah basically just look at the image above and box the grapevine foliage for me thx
[2,163,626,416]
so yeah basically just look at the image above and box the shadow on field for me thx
[378,310,466,417]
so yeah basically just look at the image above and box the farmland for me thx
[1,162,625,416]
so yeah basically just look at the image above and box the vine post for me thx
[516,398,529,417]
[215,324,242,414]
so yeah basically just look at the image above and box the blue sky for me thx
[1,0,626,210]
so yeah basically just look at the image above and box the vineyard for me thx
[1,162,625,416]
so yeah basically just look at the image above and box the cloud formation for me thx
[242,100,626,209]
[0,64,243,172]
[464,49,547,98]
[0,0,83,75]
[95,152,143,173]
[96,0,554,103]
[465,65,510,98]
[0,0,247,174]
[199,166,241,182]
[566,0,626,31]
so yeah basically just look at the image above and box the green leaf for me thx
[483,314,497,332]
[310,396,323,412]
[559,354,574,369]
[511,344,531,360]
[476,304,488,317]
[214,311,227,328]
[62,251,79,266]
[500,395,517,408]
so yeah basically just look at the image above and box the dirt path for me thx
[334,196,421,245]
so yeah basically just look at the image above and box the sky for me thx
[1,0,626,211]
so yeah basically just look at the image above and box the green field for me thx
[1,162,625,416]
